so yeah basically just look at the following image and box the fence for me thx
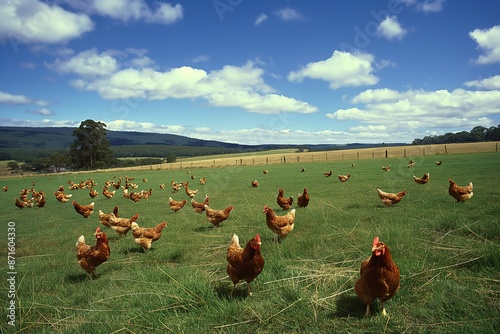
[118,141,499,172]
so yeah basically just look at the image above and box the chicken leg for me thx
[364,304,370,317]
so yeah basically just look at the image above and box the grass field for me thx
[1,152,499,333]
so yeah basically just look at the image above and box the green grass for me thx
[0,153,499,333]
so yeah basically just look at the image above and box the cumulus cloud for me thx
[47,50,318,114]
[377,16,407,41]
[0,91,49,106]
[275,7,303,21]
[417,0,445,13]
[326,88,500,137]
[255,13,268,26]
[469,25,500,65]
[0,0,93,44]
[47,48,118,77]
[287,50,379,89]
[66,0,183,24]
[464,75,500,90]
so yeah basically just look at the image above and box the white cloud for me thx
[417,0,445,13]
[275,7,303,21]
[68,0,183,24]
[287,50,379,89]
[377,16,407,41]
[0,91,49,106]
[49,51,318,114]
[0,0,93,44]
[30,108,54,116]
[191,55,210,63]
[464,75,500,90]
[326,88,500,136]
[255,13,268,26]
[469,25,500,65]
[47,48,118,77]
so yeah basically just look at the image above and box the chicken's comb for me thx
[95,227,101,233]
[372,236,379,247]
[255,234,261,243]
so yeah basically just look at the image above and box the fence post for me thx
[445,145,448,154]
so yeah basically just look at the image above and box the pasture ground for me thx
[0,152,499,333]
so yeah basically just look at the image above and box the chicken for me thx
[169,197,187,212]
[226,234,264,296]
[142,188,153,200]
[15,197,33,209]
[377,189,407,206]
[35,190,46,208]
[130,221,167,250]
[54,190,72,203]
[297,188,309,208]
[184,185,198,198]
[200,177,206,185]
[76,227,110,279]
[98,206,119,227]
[338,174,351,182]
[191,195,210,213]
[171,180,182,192]
[108,213,140,236]
[159,183,165,189]
[263,169,268,174]
[448,179,473,202]
[435,160,443,166]
[413,173,430,184]
[129,190,144,202]
[3,186,8,192]
[204,204,233,227]
[277,188,293,210]
[382,166,391,172]
[102,187,115,199]
[122,188,130,199]
[407,160,415,168]
[300,168,305,172]
[89,188,99,198]
[355,236,400,317]
[72,200,95,218]
[324,170,332,177]
[263,206,295,241]
[251,180,259,187]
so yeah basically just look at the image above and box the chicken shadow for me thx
[213,282,247,301]
[331,294,365,319]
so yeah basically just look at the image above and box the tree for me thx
[69,119,114,170]
[49,152,68,172]
[7,161,19,170]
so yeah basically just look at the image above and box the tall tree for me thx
[69,119,114,170]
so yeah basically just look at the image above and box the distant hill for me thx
[0,126,405,161]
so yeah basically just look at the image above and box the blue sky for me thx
[1,0,499,145]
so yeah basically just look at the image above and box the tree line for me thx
[412,125,500,145]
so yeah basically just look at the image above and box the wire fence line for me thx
[106,141,499,173]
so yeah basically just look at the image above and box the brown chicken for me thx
[89,188,99,198]
[355,236,400,317]
[98,206,119,227]
[263,206,295,240]
[407,160,415,168]
[72,200,95,218]
[54,190,72,202]
[15,197,33,209]
[324,170,332,177]
[35,191,46,208]
[338,174,351,182]
[382,166,391,172]
[3,186,8,192]
[169,197,187,212]
[184,185,198,198]
[191,195,209,213]
[297,188,309,208]
[413,173,430,184]
[108,213,139,236]
[130,221,167,250]
[448,179,473,202]
[251,180,259,187]
[377,189,407,206]
[226,234,264,296]
[204,204,233,227]
[435,160,443,166]
[277,188,293,210]
[76,227,110,279]
[102,187,115,199]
